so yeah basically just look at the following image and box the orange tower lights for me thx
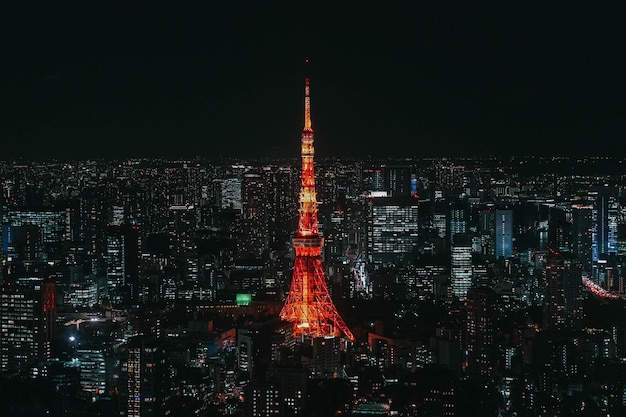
[279,77,355,342]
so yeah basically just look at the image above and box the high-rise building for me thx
[433,211,447,239]
[5,208,68,244]
[221,177,243,212]
[310,336,342,378]
[367,197,419,267]
[266,365,308,415]
[543,249,584,331]
[591,186,619,263]
[2,224,41,264]
[241,172,270,257]
[77,346,107,395]
[246,381,281,417]
[124,334,170,417]
[450,233,473,300]
[279,76,354,342]
[267,166,297,249]
[465,286,497,377]
[448,200,468,244]
[237,320,273,381]
[0,278,56,378]
[106,224,139,304]
[495,209,513,260]
[571,203,593,272]
[362,167,384,193]
[167,203,196,258]
[383,165,412,197]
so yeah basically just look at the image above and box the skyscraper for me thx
[0,278,56,377]
[106,224,139,305]
[465,286,497,377]
[571,203,593,272]
[591,186,619,264]
[279,76,354,342]
[543,249,584,331]
[367,196,419,267]
[124,334,170,417]
[382,165,412,197]
[495,209,513,260]
[450,233,473,300]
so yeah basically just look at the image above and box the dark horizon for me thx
[1,2,624,160]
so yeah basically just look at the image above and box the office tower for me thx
[4,208,68,244]
[125,334,170,417]
[367,197,419,267]
[495,209,513,260]
[106,224,139,305]
[430,323,463,375]
[433,211,447,239]
[0,278,56,377]
[618,224,626,257]
[246,381,281,417]
[241,172,270,257]
[110,204,125,225]
[465,286,497,377]
[362,167,384,193]
[167,203,196,258]
[280,76,354,341]
[66,281,99,308]
[435,162,466,190]
[406,263,449,300]
[310,336,342,378]
[543,249,584,331]
[2,224,41,264]
[237,320,273,381]
[477,207,495,258]
[450,233,473,300]
[267,366,308,415]
[77,346,107,395]
[571,204,593,272]
[80,185,109,276]
[383,165,412,197]
[591,186,619,263]
[267,166,298,248]
[221,177,243,212]
[593,255,621,293]
[448,200,468,243]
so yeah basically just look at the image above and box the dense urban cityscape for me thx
[3,0,625,416]
[2,145,626,416]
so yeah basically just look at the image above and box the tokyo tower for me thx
[279,76,355,342]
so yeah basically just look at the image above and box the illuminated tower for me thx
[279,76,354,342]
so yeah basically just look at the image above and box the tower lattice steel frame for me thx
[279,77,355,342]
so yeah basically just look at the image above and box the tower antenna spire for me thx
[304,60,312,133]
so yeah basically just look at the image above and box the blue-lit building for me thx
[495,209,513,260]
[591,186,619,264]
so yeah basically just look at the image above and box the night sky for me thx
[1,2,624,160]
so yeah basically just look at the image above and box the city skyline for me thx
[1,2,624,161]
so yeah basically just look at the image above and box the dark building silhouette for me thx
[123,334,170,417]
[542,249,584,331]
[465,286,497,378]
